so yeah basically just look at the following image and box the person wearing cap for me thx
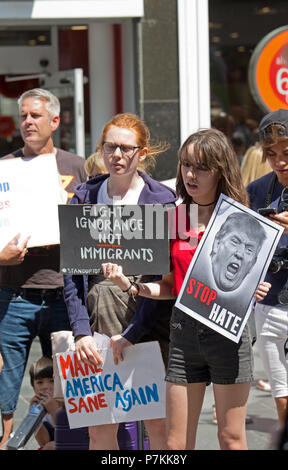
[247,108,288,427]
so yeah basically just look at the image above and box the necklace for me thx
[193,199,217,207]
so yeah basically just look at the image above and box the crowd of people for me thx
[0,86,288,451]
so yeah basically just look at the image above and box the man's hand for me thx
[110,335,132,365]
[0,234,30,265]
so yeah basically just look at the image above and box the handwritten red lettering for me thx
[78,397,89,413]
[60,354,74,380]
[0,201,10,210]
[68,394,108,414]
[67,397,78,413]
[84,362,103,375]
[87,393,108,412]
[59,353,103,380]
[74,355,86,377]
[98,393,108,408]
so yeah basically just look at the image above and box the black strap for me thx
[265,173,277,208]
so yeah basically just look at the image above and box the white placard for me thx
[0,154,67,250]
[56,341,166,429]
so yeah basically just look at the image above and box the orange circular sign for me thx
[249,26,288,112]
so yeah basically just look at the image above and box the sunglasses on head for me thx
[262,123,288,139]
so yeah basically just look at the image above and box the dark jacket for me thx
[247,172,288,306]
[63,172,177,342]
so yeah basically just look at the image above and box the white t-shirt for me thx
[97,177,145,204]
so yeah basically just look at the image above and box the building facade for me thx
[0,0,287,179]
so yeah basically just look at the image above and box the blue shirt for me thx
[247,172,288,306]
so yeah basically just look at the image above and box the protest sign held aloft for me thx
[0,154,65,250]
[175,194,284,343]
[58,204,169,275]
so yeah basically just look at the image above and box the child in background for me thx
[84,151,107,178]
[29,356,60,450]
[240,144,272,187]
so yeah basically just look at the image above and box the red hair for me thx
[97,113,169,172]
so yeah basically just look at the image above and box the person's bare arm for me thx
[101,263,175,300]
[102,263,175,365]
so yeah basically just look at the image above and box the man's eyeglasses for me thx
[102,141,140,157]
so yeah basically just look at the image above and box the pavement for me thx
[1,337,279,451]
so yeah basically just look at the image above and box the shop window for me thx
[0,29,51,47]
[209,0,288,162]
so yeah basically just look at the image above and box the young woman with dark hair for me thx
[101,128,270,450]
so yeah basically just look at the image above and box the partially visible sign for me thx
[59,204,170,275]
[56,341,166,429]
[0,154,65,250]
[249,26,288,112]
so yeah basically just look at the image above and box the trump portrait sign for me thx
[175,194,284,343]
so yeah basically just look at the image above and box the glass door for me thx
[0,68,86,158]
[40,68,86,157]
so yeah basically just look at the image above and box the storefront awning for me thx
[0,0,144,22]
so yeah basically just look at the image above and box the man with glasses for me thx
[247,109,288,428]
[0,88,86,446]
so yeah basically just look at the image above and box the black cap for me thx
[259,108,288,141]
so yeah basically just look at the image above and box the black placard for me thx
[59,204,170,275]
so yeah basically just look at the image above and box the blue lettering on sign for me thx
[0,183,9,192]
[114,384,159,412]
[65,372,124,398]
[63,368,160,415]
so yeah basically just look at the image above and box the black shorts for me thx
[165,307,254,385]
